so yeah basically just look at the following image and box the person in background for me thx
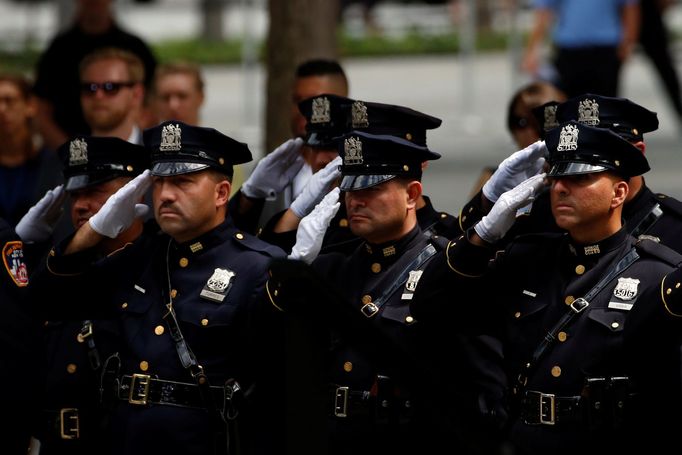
[34,0,156,150]
[0,74,63,228]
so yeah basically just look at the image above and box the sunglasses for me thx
[80,81,136,96]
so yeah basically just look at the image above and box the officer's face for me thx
[154,72,204,126]
[152,170,231,243]
[70,177,130,229]
[550,172,628,242]
[80,58,142,133]
[0,81,34,134]
[345,179,421,244]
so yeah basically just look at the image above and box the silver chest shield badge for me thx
[401,270,424,300]
[613,277,639,300]
[200,268,236,302]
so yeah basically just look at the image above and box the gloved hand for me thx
[241,138,305,200]
[289,156,341,218]
[89,170,152,238]
[482,140,547,203]
[15,185,66,243]
[289,187,341,264]
[474,173,547,243]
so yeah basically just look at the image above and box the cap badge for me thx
[160,123,182,151]
[344,137,363,165]
[613,277,639,301]
[311,96,331,124]
[69,138,88,166]
[200,268,235,303]
[352,101,369,128]
[544,105,558,131]
[578,99,600,126]
[557,124,579,151]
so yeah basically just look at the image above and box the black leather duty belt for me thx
[43,408,81,440]
[329,384,412,420]
[520,390,582,426]
[118,374,226,409]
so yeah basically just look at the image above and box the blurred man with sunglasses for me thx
[79,47,145,144]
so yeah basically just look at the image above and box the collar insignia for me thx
[583,244,600,255]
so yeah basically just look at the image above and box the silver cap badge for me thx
[613,277,639,300]
[557,124,579,151]
[311,96,331,124]
[69,138,88,166]
[352,101,369,128]
[160,124,182,151]
[544,105,558,130]
[578,99,600,126]
[343,137,363,165]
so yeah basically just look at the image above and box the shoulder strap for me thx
[629,202,663,238]
[360,243,437,317]
[515,246,640,393]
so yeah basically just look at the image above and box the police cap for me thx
[144,120,251,177]
[555,94,658,142]
[338,130,441,191]
[58,136,149,192]
[546,121,649,178]
[299,94,442,148]
[530,101,560,139]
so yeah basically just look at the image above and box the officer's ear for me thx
[405,180,422,209]
[611,179,628,209]
[215,180,231,207]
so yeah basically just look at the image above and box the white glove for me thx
[89,170,152,238]
[474,173,547,243]
[289,187,341,264]
[241,138,305,200]
[289,156,341,218]
[482,140,547,203]
[15,185,66,243]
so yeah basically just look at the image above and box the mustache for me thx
[158,201,181,213]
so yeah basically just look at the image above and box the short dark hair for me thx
[295,59,347,80]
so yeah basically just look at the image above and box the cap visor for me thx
[65,174,118,192]
[151,162,210,176]
[340,174,395,191]
[548,162,608,177]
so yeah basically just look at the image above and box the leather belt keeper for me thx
[118,374,226,409]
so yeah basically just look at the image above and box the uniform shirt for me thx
[413,228,682,453]
[33,219,284,455]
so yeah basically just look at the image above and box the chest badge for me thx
[200,268,235,302]
[613,277,639,301]
[401,270,423,300]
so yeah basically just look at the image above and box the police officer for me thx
[32,121,285,455]
[0,218,39,453]
[262,94,459,254]
[29,136,148,454]
[412,121,682,453]
[269,130,483,455]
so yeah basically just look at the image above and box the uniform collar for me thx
[170,218,237,257]
[363,224,421,263]
[566,227,628,259]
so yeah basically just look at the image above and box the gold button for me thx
[66,363,77,374]
[49,249,55,257]
[371,263,381,273]
[170,289,178,299]
[611,322,620,329]
[343,361,353,372]
[126,165,134,172]
[551,366,561,377]
[575,264,585,275]
[43,320,49,327]
[219,158,225,165]
[468,206,474,213]
[514,311,521,318]
[403,165,409,172]
[461,215,467,222]
[121,302,128,309]
[405,133,413,141]
[667,288,672,295]
[154,325,165,336]
[179,257,189,267]
[361,295,372,304]
[565,296,575,305]
[405,316,414,324]
[139,361,149,371]
[558,331,567,342]
[339,218,348,227]
[201,318,209,326]
[614,160,620,167]
[676,282,681,289]
[440,213,447,219]
[273,289,279,297]
[198,376,207,385]
[235,233,244,240]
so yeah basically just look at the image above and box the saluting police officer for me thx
[269,130,485,455]
[31,121,285,455]
[412,121,682,453]
[29,136,148,454]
